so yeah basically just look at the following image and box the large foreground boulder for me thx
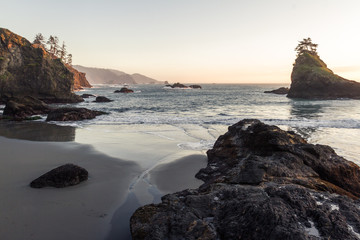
[131,119,360,239]
[287,52,360,99]
[30,163,88,188]
[46,107,106,121]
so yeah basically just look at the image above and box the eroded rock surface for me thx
[131,119,360,240]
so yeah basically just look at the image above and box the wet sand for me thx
[0,136,140,240]
[0,124,213,240]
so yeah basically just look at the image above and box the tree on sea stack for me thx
[295,37,318,56]
[287,38,360,99]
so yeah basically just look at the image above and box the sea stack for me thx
[287,39,360,99]
[0,28,83,103]
[131,119,360,239]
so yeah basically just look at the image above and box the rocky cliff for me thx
[288,52,360,99]
[131,119,360,240]
[65,64,92,90]
[0,28,82,103]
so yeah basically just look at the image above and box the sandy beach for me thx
[0,123,214,240]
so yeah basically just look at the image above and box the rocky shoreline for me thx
[130,119,360,239]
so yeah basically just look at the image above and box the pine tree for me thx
[33,33,45,47]
[295,37,318,56]
[59,41,67,61]
[67,54,72,65]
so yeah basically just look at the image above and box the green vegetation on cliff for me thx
[0,28,82,103]
[288,38,360,99]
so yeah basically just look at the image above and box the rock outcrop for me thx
[93,96,113,102]
[131,119,360,240]
[3,96,50,120]
[189,85,202,89]
[46,107,106,121]
[80,93,95,98]
[114,87,134,93]
[0,28,83,103]
[287,52,360,99]
[264,87,289,94]
[30,163,88,188]
[65,64,92,90]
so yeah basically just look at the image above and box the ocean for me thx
[1,83,360,239]
[58,83,360,163]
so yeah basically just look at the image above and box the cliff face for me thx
[288,52,360,99]
[65,64,92,90]
[0,28,82,103]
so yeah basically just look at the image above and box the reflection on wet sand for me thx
[0,121,75,141]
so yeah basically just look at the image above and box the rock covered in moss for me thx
[288,52,360,99]
[131,119,360,240]
[0,28,83,103]
[30,164,88,188]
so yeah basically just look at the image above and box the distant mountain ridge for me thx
[73,65,163,85]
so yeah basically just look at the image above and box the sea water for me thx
[2,83,360,239]
[52,83,360,164]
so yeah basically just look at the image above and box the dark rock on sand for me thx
[264,87,289,94]
[93,96,113,102]
[131,119,360,240]
[30,163,88,188]
[80,93,96,98]
[3,96,50,120]
[46,107,106,121]
[114,87,134,93]
[287,52,360,99]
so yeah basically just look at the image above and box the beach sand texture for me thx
[0,123,215,239]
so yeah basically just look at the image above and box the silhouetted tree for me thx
[295,37,318,56]
[67,54,72,65]
[33,33,45,47]
[59,41,67,61]
[47,35,60,58]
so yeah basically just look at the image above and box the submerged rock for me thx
[30,163,88,188]
[288,52,360,99]
[93,96,113,102]
[46,107,106,121]
[189,85,202,89]
[114,87,134,93]
[264,87,289,94]
[131,119,360,239]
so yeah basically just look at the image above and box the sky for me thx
[1,0,360,83]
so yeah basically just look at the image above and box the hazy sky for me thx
[1,0,360,83]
